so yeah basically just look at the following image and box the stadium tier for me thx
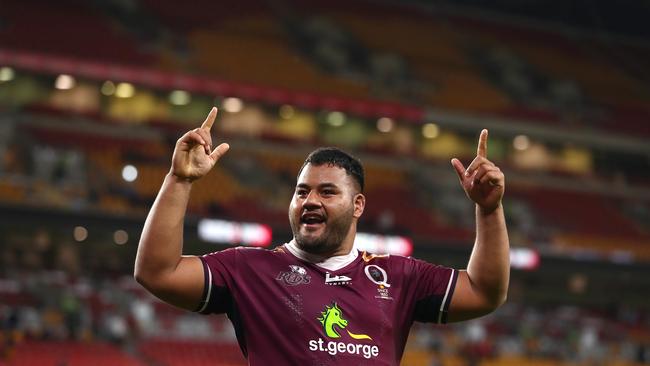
[2,0,650,138]
[1,104,648,261]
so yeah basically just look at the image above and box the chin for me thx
[296,236,332,255]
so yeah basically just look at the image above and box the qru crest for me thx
[276,265,311,286]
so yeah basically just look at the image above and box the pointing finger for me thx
[477,129,488,158]
[201,107,218,131]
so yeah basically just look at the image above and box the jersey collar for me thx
[285,241,358,272]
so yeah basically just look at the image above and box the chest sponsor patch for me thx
[325,273,352,285]
[308,302,379,359]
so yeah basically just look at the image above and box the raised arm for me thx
[134,107,230,311]
[448,129,510,321]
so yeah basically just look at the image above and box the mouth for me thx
[300,212,326,230]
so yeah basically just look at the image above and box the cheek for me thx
[289,199,299,215]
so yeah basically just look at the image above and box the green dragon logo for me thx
[317,302,372,340]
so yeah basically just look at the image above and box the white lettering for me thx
[362,344,371,359]
[338,342,346,353]
[327,341,337,355]
[308,338,380,359]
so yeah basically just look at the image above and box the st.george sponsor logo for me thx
[308,302,379,359]
[308,338,379,359]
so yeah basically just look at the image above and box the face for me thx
[289,164,365,256]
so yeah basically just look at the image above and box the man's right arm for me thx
[134,107,229,311]
[134,174,205,311]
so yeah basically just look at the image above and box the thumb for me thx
[210,143,230,162]
[450,158,466,181]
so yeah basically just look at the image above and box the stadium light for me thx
[422,123,439,139]
[115,82,135,98]
[279,105,295,119]
[198,219,272,247]
[55,74,75,90]
[0,67,15,82]
[513,135,530,151]
[376,117,394,133]
[73,226,88,242]
[122,164,138,182]
[101,81,116,96]
[222,97,244,113]
[113,230,129,245]
[169,90,191,106]
[326,111,346,127]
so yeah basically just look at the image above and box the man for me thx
[135,107,509,365]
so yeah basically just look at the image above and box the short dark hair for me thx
[298,147,364,192]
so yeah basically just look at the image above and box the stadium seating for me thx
[2,109,648,258]
[8,340,145,366]
[0,0,154,66]
[139,340,246,366]
[1,1,650,365]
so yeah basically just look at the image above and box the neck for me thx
[329,221,357,257]
[287,236,359,271]
[289,239,352,261]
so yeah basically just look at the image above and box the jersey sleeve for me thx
[407,257,458,324]
[194,247,239,315]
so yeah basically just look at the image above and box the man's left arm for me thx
[447,129,510,322]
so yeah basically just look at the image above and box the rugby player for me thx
[135,107,509,365]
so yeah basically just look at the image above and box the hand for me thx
[451,129,505,214]
[170,107,230,182]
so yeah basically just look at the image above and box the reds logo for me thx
[277,265,311,286]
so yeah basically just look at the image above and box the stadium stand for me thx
[1,0,649,364]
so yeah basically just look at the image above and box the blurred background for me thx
[0,0,649,365]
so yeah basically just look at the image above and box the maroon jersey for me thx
[197,245,458,365]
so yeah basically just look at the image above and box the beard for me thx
[289,205,355,256]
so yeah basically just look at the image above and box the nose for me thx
[303,190,322,209]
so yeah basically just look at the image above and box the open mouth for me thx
[301,212,326,227]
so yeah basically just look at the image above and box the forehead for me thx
[296,163,352,187]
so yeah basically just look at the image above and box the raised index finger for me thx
[477,129,488,158]
[201,107,218,130]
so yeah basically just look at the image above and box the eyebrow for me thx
[296,183,339,190]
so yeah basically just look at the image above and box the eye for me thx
[322,189,336,196]
[295,189,308,197]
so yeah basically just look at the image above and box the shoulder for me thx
[361,251,415,265]
[203,244,291,261]
[360,251,447,275]
[200,245,295,279]
[360,251,413,272]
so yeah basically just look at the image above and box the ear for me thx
[353,193,366,219]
